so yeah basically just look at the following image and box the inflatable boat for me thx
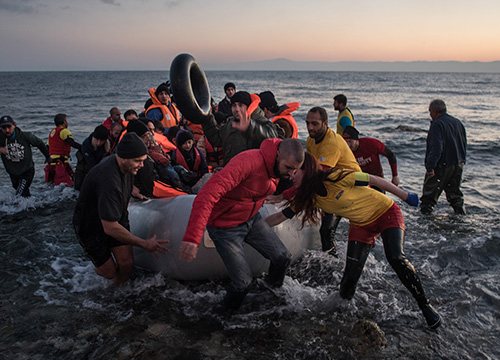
[129,195,319,281]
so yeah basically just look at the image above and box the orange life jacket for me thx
[154,132,176,151]
[187,121,204,142]
[48,126,71,158]
[270,102,300,139]
[153,180,187,198]
[204,137,223,165]
[174,147,202,175]
[145,88,180,128]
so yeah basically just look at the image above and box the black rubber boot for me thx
[418,298,442,329]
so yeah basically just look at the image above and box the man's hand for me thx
[0,147,7,155]
[142,234,168,258]
[179,241,198,262]
[391,175,400,186]
[231,112,250,132]
[426,170,435,178]
[266,194,284,204]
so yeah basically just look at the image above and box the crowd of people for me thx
[0,79,468,329]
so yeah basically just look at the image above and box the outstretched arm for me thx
[265,211,288,227]
[368,174,418,206]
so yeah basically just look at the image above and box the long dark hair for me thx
[290,152,353,227]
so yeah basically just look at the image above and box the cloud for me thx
[100,0,120,6]
[0,0,42,14]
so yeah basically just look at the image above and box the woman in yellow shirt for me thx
[266,152,442,329]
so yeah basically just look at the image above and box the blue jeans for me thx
[207,213,291,308]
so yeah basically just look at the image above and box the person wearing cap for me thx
[267,107,360,257]
[73,125,110,191]
[259,91,300,139]
[0,115,51,197]
[421,99,467,215]
[145,82,180,130]
[73,132,168,285]
[45,113,81,186]
[217,82,236,118]
[342,126,400,192]
[333,94,355,135]
[201,91,278,166]
[101,107,124,130]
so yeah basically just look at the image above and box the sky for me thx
[0,0,499,71]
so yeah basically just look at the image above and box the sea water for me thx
[0,70,499,359]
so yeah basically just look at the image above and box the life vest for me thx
[337,107,355,135]
[102,117,125,130]
[48,126,71,158]
[205,137,223,165]
[270,102,300,139]
[154,132,176,151]
[174,147,202,175]
[153,180,187,198]
[145,88,180,128]
[187,121,204,142]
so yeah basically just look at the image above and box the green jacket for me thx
[0,127,50,177]
[202,107,278,166]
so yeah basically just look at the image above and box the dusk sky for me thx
[1,0,499,71]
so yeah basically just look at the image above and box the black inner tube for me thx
[170,53,211,124]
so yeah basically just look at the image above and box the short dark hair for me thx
[308,107,328,122]
[124,109,138,119]
[334,94,347,106]
[54,113,67,126]
[166,126,180,142]
[278,138,305,163]
[429,99,447,114]
[154,120,165,133]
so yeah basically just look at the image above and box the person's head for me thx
[153,119,165,134]
[110,107,121,122]
[429,99,447,121]
[123,109,138,122]
[109,122,123,140]
[91,125,110,148]
[54,113,68,128]
[155,83,170,105]
[116,132,148,175]
[342,126,360,152]
[127,119,152,147]
[176,130,195,152]
[275,138,304,180]
[231,91,252,121]
[166,126,180,145]
[333,94,347,111]
[0,115,16,138]
[139,117,155,133]
[306,107,328,140]
[224,82,236,99]
[259,91,279,118]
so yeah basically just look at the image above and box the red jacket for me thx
[182,138,282,246]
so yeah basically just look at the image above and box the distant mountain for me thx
[202,58,500,73]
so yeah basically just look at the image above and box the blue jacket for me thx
[425,113,467,172]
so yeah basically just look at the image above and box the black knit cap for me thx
[231,91,251,107]
[117,132,148,159]
[224,82,236,92]
[342,126,359,140]
[259,91,277,109]
[91,125,109,140]
[176,129,194,147]
[155,82,170,97]
[126,119,149,137]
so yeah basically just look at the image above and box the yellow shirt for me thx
[306,127,361,171]
[315,171,393,226]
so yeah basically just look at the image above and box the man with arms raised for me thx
[73,132,168,285]
[180,138,304,313]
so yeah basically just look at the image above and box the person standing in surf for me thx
[265,152,442,329]
[73,132,168,286]
[179,138,304,314]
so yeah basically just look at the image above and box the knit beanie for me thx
[259,91,278,109]
[342,126,359,140]
[176,130,194,148]
[117,132,148,159]
[231,91,251,107]
[155,82,170,97]
[126,119,149,137]
[224,82,236,92]
[92,125,109,140]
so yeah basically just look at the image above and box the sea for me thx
[0,70,499,360]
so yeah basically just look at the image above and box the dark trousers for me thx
[9,168,35,197]
[421,163,465,214]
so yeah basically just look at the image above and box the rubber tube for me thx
[169,53,211,124]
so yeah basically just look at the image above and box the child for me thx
[170,130,208,186]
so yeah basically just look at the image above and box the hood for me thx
[259,138,282,178]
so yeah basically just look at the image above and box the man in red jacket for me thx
[180,138,304,313]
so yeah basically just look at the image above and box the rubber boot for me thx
[417,297,442,329]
